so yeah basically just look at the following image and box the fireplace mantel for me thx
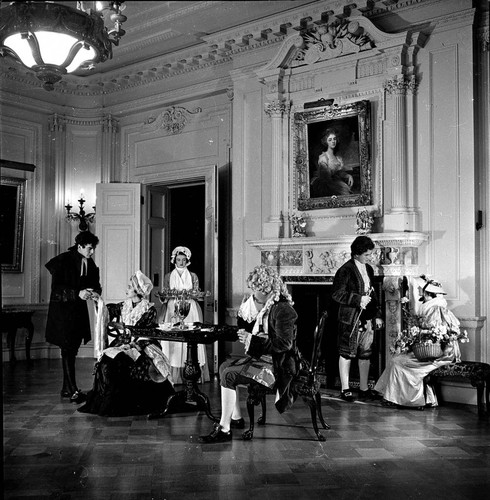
[249,231,429,357]
[248,231,429,279]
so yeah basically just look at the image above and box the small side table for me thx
[1,308,35,362]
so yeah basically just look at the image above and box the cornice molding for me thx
[107,75,233,116]
[48,113,118,130]
[0,0,359,97]
[0,0,479,100]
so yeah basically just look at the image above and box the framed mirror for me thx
[1,176,26,272]
[294,100,372,210]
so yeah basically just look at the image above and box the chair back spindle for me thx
[310,310,328,375]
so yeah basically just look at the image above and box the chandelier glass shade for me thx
[0,1,127,90]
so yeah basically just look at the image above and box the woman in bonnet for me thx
[374,275,464,409]
[78,270,174,417]
[159,246,209,384]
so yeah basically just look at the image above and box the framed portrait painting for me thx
[294,100,372,210]
[1,176,26,272]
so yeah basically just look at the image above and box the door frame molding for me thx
[141,164,219,325]
[140,162,217,269]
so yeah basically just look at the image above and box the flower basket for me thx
[412,342,443,361]
[390,298,469,357]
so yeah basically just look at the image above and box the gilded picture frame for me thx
[294,100,372,210]
[1,176,26,272]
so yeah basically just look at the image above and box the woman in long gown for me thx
[78,270,174,416]
[159,246,209,384]
[375,276,464,408]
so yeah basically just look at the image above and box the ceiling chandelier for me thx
[0,1,127,91]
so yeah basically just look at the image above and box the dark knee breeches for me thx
[219,358,256,389]
[338,321,374,360]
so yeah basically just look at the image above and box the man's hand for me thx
[360,296,372,309]
[375,318,384,329]
[79,289,93,300]
[237,329,251,345]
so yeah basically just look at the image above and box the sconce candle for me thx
[65,196,96,232]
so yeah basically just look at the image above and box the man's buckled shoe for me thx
[230,418,245,429]
[199,425,232,443]
[340,390,354,402]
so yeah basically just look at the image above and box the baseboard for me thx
[2,340,97,362]
[440,380,478,407]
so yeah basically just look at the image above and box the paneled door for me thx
[94,183,141,303]
[205,165,219,372]
[145,184,167,293]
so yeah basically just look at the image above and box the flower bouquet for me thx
[390,297,469,360]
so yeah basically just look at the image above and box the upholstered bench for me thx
[426,361,490,418]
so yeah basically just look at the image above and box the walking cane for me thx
[349,286,374,338]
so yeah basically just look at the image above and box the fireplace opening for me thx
[290,281,385,390]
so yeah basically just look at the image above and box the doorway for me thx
[146,182,205,291]
[168,183,205,281]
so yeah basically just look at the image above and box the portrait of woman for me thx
[310,127,354,198]
[296,105,370,210]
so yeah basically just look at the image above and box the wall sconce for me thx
[65,196,96,232]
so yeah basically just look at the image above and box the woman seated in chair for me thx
[374,275,466,409]
[199,265,299,443]
[79,271,174,417]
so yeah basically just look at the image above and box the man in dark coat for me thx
[331,236,383,402]
[45,231,101,403]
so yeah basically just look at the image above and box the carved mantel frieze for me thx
[248,232,428,278]
[249,231,428,355]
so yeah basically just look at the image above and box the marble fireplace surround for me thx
[249,231,429,361]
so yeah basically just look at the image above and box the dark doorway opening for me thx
[167,183,205,283]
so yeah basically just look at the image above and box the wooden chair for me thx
[242,311,331,441]
[106,321,132,344]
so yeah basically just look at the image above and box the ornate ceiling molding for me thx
[0,0,478,99]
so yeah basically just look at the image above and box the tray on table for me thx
[126,324,239,344]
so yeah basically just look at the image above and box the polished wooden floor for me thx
[3,358,490,499]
